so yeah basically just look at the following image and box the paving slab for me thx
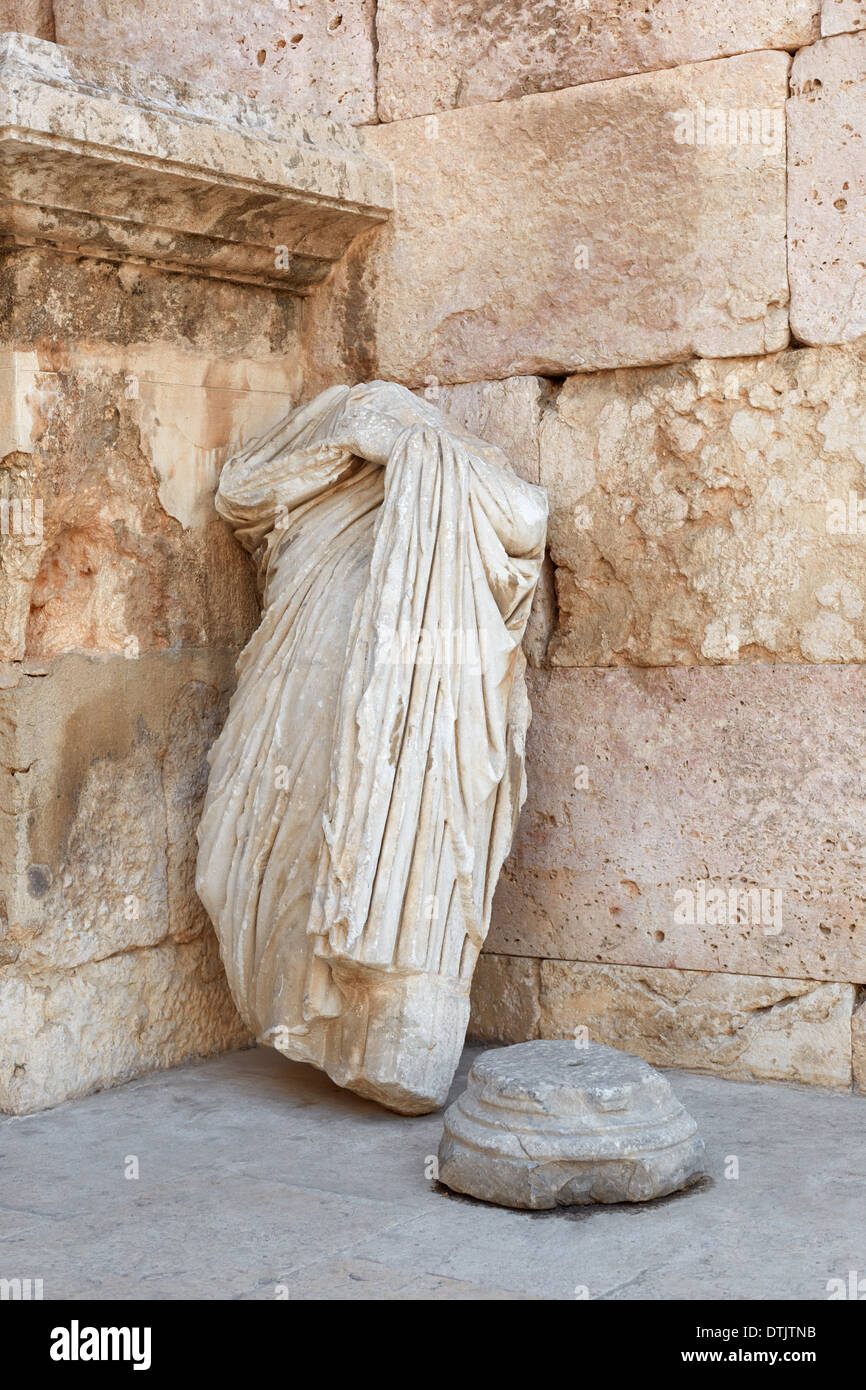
[1,1046,864,1300]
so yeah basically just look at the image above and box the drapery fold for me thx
[196,381,547,1112]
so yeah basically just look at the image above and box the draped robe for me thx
[196,381,547,1113]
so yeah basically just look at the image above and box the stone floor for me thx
[2,1045,864,1300]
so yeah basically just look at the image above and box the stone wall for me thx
[0,29,391,1111]
[3,4,865,1107]
[0,247,305,1110]
[300,2,866,1093]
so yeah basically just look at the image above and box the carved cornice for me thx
[0,32,394,293]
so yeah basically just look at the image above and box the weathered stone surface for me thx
[377,0,818,121]
[306,52,789,387]
[788,32,866,345]
[433,377,551,487]
[421,377,556,665]
[822,0,866,34]
[468,953,541,1044]
[0,931,251,1114]
[0,240,311,664]
[489,666,866,983]
[0,338,303,661]
[196,383,547,1115]
[853,991,866,1091]
[0,33,392,293]
[0,2,53,37]
[541,344,866,667]
[0,649,253,1113]
[438,1040,707,1208]
[537,961,854,1089]
[53,0,377,123]
[0,649,238,959]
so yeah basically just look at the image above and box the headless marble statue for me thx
[196,382,547,1113]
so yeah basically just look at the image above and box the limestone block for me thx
[468,954,541,1044]
[0,3,53,38]
[0,932,252,1114]
[822,0,866,35]
[0,648,252,1112]
[538,961,855,1089]
[425,377,556,665]
[433,378,551,487]
[307,53,790,387]
[489,666,866,983]
[377,0,818,120]
[541,344,866,667]
[0,650,238,964]
[853,993,866,1090]
[788,32,866,344]
[53,0,376,124]
[0,338,303,661]
[0,242,308,665]
[0,33,392,293]
[438,1041,706,1208]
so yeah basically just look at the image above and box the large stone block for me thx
[0,932,252,1114]
[53,0,377,123]
[0,649,252,1111]
[0,33,392,293]
[542,344,866,666]
[468,953,541,1044]
[538,960,854,1089]
[0,250,308,663]
[306,53,790,387]
[0,649,237,959]
[434,377,551,487]
[489,666,866,983]
[377,0,818,121]
[822,0,866,34]
[788,32,866,345]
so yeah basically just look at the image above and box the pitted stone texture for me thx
[0,649,252,1112]
[0,650,239,962]
[539,962,855,1089]
[542,344,866,667]
[0,2,53,36]
[822,0,866,34]
[489,666,866,983]
[469,954,855,1089]
[438,1041,706,1209]
[0,932,252,1114]
[0,244,309,664]
[307,52,789,387]
[788,33,866,345]
[0,33,392,294]
[468,954,541,1045]
[53,0,377,123]
[377,0,818,120]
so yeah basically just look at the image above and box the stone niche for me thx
[0,32,393,1112]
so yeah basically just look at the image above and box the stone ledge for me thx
[470,953,856,1090]
[0,32,394,292]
